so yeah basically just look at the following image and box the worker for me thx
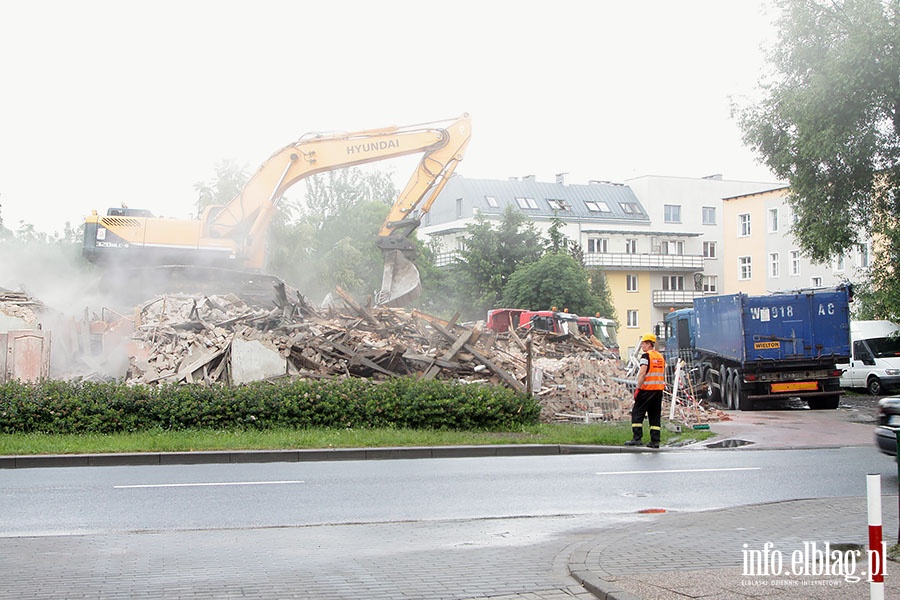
[625,333,666,448]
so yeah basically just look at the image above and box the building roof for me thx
[427,175,651,225]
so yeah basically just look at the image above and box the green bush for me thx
[0,378,540,434]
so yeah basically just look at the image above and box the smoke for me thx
[0,239,153,381]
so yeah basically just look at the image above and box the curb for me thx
[0,443,652,469]
[569,569,641,600]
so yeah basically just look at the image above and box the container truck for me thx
[662,286,851,411]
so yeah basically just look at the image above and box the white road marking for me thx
[114,480,305,489]
[595,467,761,476]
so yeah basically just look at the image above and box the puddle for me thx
[705,439,754,448]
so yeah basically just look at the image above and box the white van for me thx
[837,320,900,395]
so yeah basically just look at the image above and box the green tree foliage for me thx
[269,168,398,301]
[193,159,251,214]
[451,207,545,318]
[735,0,900,315]
[588,269,617,322]
[501,252,603,316]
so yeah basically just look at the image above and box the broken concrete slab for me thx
[231,338,287,384]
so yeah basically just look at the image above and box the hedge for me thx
[0,378,541,434]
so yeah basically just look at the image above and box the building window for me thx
[547,198,571,211]
[626,274,638,292]
[703,241,717,259]
[485,195,499,208]
[664,204,682,223]
[585,200,610,212]
[739,213,751,237]
[770,252,780,278]
[515,196,538,209]
[768,208,779,232]
[625,238,637,254]
[627,309,639,328]
[739,256,752,280]
[662,240,684,255]
[455,198,463,218]
[833,255,845,271]
[587,238,609,253]
[858,243,870,268]
[662,276,684,290]
[790,250,801,276]
[620,202,642,214]
[811,276,823,287]
[702,207,716,225]
[703,275,718,293]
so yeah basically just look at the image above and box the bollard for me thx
[867,473,885,600]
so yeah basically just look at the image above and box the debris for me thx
[0,286,726,425]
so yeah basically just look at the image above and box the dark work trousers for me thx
[631,389,663,441]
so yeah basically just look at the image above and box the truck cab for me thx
[518,310,578,336]
[485,308,526,333]
[577,316,619,351]
[837,320,900,395]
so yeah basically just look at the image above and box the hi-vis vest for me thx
[640,350,666,391]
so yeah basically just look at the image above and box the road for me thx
[0,445,895,599]
[0,447,893,535]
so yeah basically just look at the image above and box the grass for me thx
[0,421,714,455]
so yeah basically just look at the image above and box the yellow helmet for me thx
[640,333,656,344]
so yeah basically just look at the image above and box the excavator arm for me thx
[203,114,472,305]
[84,115,471,307]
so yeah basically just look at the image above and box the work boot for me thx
[648,426,661,449]
[646,441,660,449]
[624,425,643,446]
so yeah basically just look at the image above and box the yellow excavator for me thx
[82,114,472,307]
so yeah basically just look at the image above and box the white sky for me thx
[0,0,781,235]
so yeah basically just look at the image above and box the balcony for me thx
[652,289,709,307]
[583,252,704,271]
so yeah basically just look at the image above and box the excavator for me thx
[82,114,472,307]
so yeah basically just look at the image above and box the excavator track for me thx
[97,265,287,308]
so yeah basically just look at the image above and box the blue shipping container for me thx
[693,287,851,365]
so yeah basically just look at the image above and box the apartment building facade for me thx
[722,187,871,294]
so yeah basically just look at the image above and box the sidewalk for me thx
[567,496,900,600]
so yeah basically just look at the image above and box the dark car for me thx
[875,396,900,455]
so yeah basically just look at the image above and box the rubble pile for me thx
[0,285,724,425]
[0,289,42,325]
[121,286,635,422]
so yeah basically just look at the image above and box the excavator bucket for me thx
[379,249,421,307]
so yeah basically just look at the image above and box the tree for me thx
[500,252,603,316]
[193,159,251,215]
[588,268,617,322]
[735,0,900,315]
[268,168,399,301]
[451,206,545,318]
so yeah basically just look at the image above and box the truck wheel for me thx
[722,368,734,410]
[731,372,744,411]
[808,395,840,410]
[867,377,884,396]
[705,368,720,404]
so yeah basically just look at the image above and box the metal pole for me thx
[867,472,885,600]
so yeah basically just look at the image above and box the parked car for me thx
[874,396,900,455]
